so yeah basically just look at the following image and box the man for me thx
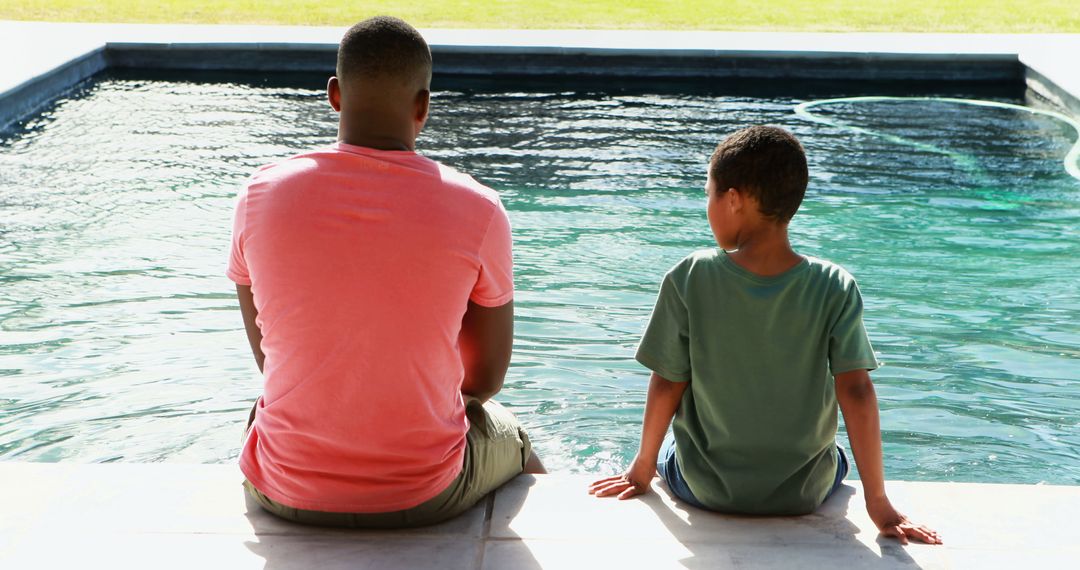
[228,16,543,528]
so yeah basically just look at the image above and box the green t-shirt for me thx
[636,249,879,515]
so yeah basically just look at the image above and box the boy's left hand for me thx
[867,496,943,545]
[588,456,656,500]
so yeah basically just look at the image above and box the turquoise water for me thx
[1,73,1077,483]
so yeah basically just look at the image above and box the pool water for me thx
[1,72,1078,483]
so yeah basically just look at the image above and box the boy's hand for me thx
[866,496,943,545]
[588,456,656,500]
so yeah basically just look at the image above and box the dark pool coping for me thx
[1,22,1079,131]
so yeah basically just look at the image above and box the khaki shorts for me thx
[242,398,531,528]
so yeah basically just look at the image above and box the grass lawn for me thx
[3,0,1079,33]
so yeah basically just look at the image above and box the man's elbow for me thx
[462,368,506,402]
[462,383,502,402]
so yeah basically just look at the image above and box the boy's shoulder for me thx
[800,253,856,277]
[800,255,860,293]
[666,249,859,292]
[667,248,724,276]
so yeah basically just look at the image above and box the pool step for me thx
[0,463,1076,569]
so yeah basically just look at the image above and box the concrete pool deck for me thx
[2,463,1078,569]
[1,21,1080,131]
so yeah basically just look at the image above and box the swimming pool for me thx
[1,72,1077,483]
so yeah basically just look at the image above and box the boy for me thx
[228,17,543,529]
[589,126,940,545]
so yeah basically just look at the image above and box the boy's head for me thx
[329,17,433,149]
[708,126,808,224]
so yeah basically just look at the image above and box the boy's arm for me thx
[459,300,513,403]
[836,369,942,545]
[236,284,265,373]
[589,372,687,499]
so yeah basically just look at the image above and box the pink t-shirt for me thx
[227,142,513,513]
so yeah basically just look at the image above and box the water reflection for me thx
[0,71,1077,483]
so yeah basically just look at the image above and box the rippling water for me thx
[1,71,1077,483]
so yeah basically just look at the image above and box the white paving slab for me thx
[0,462,486,538]
[2,532,483,570]
[1,464,1078,569]
[490,474,946,569]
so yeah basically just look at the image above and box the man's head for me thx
[336,16,432,89]
[329,17,433,150]
[708,126,808,223]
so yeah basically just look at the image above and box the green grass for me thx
[4,0,1080,33]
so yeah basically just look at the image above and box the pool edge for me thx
[3,464,1079,569]
[2,23,1079,131]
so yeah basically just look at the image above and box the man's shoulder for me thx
[246,148,334,186]
[245,149,500,206]
[431,161,502,206]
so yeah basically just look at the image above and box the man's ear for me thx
[414,89,431,134]
[327,76,342,112]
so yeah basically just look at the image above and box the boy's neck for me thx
[726,223,803,277]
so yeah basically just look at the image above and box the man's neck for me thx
[337,112,416,151]
[338,132,413,152]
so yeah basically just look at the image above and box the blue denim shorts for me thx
[656,432,850,510]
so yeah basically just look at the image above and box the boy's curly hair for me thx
[710,126,808,222]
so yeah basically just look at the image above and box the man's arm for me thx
[459,300,513,402]
[589,372,688,499]
[236,284,265,374]
[836,369,942,545]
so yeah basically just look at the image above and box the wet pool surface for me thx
[1,72,1077,483]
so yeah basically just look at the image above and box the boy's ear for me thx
[327,76,342,112]
[728,187,744,212]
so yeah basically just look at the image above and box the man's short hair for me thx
[337,16,432,83]
[709,126,809,222]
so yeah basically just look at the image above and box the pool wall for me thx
[2,22,1079,132]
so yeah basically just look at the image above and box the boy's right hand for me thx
[588,456,656,500]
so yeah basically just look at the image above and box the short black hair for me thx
[337,16,432,83]
[709,126,809,222]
